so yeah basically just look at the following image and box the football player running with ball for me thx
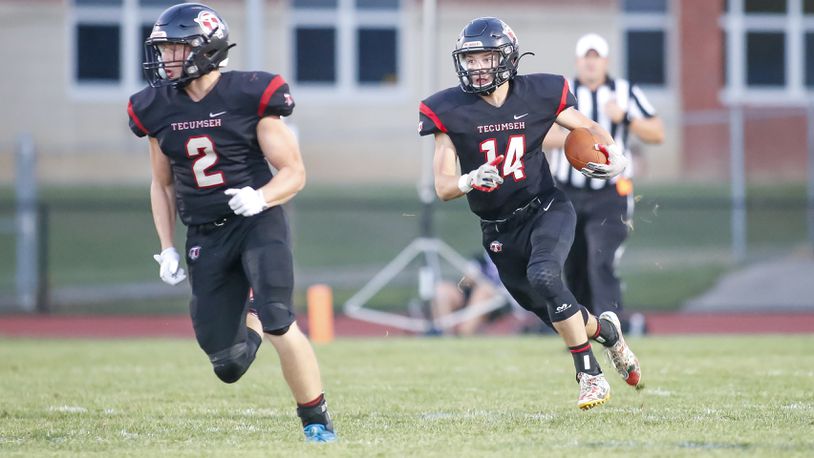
[127,3,335,441]
[419,17,642,409]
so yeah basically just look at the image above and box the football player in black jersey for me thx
[419,17,642,410]
[127,3,335,442]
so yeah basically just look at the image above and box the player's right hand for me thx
[580,144,629,179]
[153,247,187,286]
[458,155,504,193]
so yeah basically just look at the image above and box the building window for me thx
[356,0,399,8]
[291,0,403,96]
[626,30,665,85]
[76,24,121,81]
[621,0,669,87]
[623,0,667,13]
[746,32,785,86]
[296,28,337,83]
[357,28,397,84]
[744,0,787,13]
[71,0,183,97]
[805,32,814,86]
[293,0,338,7]
[722,0,814,102]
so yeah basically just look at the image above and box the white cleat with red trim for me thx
[577,372,611,410]
[599,311,642,389]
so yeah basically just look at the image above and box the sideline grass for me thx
[1,335,812,456]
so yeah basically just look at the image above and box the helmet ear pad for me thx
[186,37,235,78]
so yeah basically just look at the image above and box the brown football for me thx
[564,127,607,170]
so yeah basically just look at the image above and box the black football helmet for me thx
[143,3,235,88]
[452,17,525,95]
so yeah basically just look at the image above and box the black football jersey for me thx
[419,74,575,220]
[127,71,295,225]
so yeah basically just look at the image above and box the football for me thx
[564,127,607,170]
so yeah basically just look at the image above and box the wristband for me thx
[255,189,269,210]
[457,174,472,193]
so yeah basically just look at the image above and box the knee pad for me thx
[266,324,291,336]
[528,260,582,323]
[254,300,295,334]
[546,299,581,323]
[208,332,261,384]
[527,260,565,299]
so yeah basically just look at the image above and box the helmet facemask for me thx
[453,46,517,95]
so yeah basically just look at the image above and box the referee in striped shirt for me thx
[544,33,664,321]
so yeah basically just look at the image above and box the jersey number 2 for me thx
[480,135,526,181]
[186,136,225,188]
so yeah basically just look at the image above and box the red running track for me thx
[0,312,813,338]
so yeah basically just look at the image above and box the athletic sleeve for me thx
[628,83,657,120]
[418,100,448,136]
[555,75,577,116]
[127,96,150,138]
[248,72,295,118]
[528,74,576,118]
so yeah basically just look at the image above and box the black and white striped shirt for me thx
[550,76,656,190]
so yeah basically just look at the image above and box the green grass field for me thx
[1,335,813,456]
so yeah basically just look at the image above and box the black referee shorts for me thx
[184,205,295,356]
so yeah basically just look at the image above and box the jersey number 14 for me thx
[480,135,526,181]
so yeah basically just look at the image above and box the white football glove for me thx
[580,144,629,179]
[224,186,268,217]
[153,247,187,286]
[458,155,505,193]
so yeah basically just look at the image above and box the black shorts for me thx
[480,188,576,327]
[185,206,295,355]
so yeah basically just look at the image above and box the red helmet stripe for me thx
[419,102,448,133]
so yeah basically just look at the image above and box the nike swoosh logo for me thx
[543,198,555,211]
[209,111,227,118]
[513,113,529,120]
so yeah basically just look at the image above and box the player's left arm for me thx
[224,115,305,216]
[256,115,306,208]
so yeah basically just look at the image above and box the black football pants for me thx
[480,189,585,329]
[185,206,296,359]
